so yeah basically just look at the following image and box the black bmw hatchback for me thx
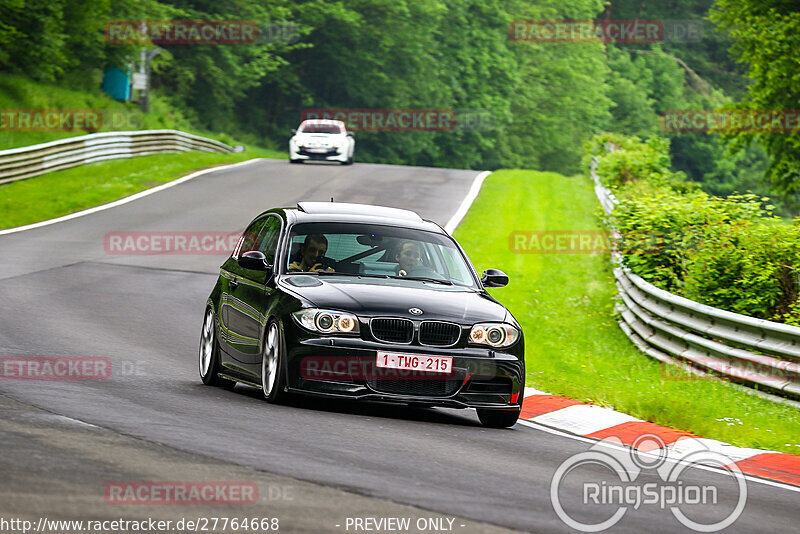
[199,202,525,427]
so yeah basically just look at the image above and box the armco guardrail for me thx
[0,130,233,185]
[592,155,800,404]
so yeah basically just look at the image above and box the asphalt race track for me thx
[0,159,797,533]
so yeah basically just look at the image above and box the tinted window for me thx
[300,122,343,134]
[255,216,282,264]
[235,217,268,258]
[284,222,477,287]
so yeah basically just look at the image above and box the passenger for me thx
[288,234,334,272]
[395,240,422,276]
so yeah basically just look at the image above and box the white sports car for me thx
[289,119,355,165]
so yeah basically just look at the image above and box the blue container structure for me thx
[101,67,131,102]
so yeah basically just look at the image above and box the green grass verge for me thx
[0,74,282,151]
[0,74,191,149]
[455,169,800,455]
[0,146,285,229]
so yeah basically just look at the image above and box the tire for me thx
[199,307,235,389]
[476,408,520,428]
[261,320,288,403]
[290,158,302,164]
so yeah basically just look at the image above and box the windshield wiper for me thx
[311,271,390,279]
[393,276,453,285]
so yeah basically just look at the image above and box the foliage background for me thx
[1,0,799,214]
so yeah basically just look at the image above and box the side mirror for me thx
[481,269,508,288]
[239,250,271,272]
[346,131,354,138]
[291,128,297,135]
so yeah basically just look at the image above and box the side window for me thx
[441,247,473,285]
[255,216,282,264]
[235,217,268,258]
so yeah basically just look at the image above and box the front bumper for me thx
[285,333,525,410]
[291,146,345,161]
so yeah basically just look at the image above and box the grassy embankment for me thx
[0,75,285,229]
[456,169,800,454]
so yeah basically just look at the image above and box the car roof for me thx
[279,202,445,233]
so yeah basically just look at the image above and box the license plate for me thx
[376,351,453,374]
[309,147,328,153]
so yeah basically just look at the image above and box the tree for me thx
[711,1,800,196]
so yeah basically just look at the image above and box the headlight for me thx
[292,308,360,334]
[469,323,519,348]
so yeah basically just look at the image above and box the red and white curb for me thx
[519,387,800,488]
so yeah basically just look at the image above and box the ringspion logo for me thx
[551,435,747,531]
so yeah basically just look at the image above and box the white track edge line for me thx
[444,170,491,234]
[0,158,266,236]
[516,419,800,494]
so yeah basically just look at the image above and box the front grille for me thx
[370,318,413,343]
[419,321,461,346]
[367,376,461,397]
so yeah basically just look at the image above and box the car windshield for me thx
[284,222,477,287]
[300,123,342,134]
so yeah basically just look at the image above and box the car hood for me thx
[278,275,509,324]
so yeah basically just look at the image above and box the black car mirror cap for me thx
[291,128,297,135]
[346,131,355,138]
[239,250,271,272]
[481,268,509,288]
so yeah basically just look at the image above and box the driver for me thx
[288,234,335,272]
[395,240,422,276]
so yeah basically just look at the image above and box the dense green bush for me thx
[591,132,800,324]
[683,220,800,325]
[611,189,767,291]
[589,133,695,193]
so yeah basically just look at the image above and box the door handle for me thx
[229,278,239,289]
